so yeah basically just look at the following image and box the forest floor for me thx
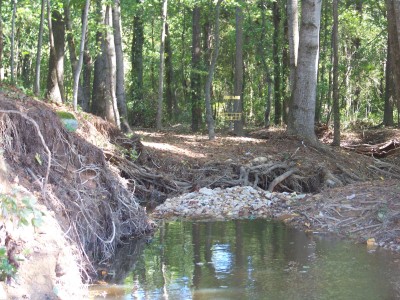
[1,85,400,298]
[136,125,400,251]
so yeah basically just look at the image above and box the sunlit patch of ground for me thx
[141,141,207,158]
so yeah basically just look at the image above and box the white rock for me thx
[199,187,214,196]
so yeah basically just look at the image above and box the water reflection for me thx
[90,220,400,299]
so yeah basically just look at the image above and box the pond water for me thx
[90,220,400,300]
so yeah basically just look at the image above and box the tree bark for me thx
[259,0,272,128]
[72,0,90,112]
[234,6,244,136]
[34,0,45,95]
[156,0,168,130]
[53,9,65,101]
[272,1,281,125]
[92,3,120,127]
[384,36,394,126]
[287,0,322,142]
[11,0,17,83]
[190,6,202,132]
[112,0,129,131]
[45,0,63,103]
[386,0,400,122]
[287,0,299,94]
[165,22,176,122]
[205,0,223,140]
[332,0,340,145]
[131,0,144,123]
[0,1,2,77]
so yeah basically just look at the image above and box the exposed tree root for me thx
[0,99,154,280]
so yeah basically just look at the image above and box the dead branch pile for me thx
[0,97,154,277]
[343,140,400,158]
[290,180,400,247]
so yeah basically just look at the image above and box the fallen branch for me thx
[268,168,298,192]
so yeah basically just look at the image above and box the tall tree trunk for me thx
[156,0,168,130]
[287,0,299,94]
[53,9,65,101]
[234,6,244,136]
[260,0,272,128]
[11,0,17,83]
[332,0,340,146]
[316,0,329,123]
[191,6,202,132]
[72,0,90,112]
[34,0,45,95]
[112,0,129,131]
[165,22,176,122]
[205,0,223,140]
[92,3,120,127]
[45,0,63,103]
[386,0,400,121]
[0,0,4,81]
[384,36,394,126]
[65,0,77,75]
[131,0,144,123]
[287,0,322,142]
[272,1,281,125]
[104,5,120,128]
[82,39,92,112]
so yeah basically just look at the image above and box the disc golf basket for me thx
[220,95,241,121]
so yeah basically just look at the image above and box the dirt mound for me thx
[0,88,154,281]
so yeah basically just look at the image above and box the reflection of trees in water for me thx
[102,238,146,284]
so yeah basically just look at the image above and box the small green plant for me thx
[0,192,43,227]
[129,149,140,161]
[0,191,43,281]
[0,247,16,282]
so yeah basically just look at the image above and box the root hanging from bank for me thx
[0,98,154,279]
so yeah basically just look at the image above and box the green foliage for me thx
[0,190,43,281]
[0,191,43,228]
[0,247,16,282]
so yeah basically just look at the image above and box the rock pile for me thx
[151,186,308,220]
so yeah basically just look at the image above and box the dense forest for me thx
[0,0,395,141]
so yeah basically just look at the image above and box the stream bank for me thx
[0,86,400,298]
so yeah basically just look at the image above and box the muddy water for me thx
[90,220,400,299]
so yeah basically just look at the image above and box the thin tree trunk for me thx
[0,1,2,79]
[72,0,90,112]
[46,0,63,103]
[332,0,340,145]
[165,22,175,121]
[82,40,92,111]
[11,0,17,83]
[112,0,129,131]
[52,10,65,101]
[234,6,244,136]
[259,0,272,128]
[191,6,202,132]
[287,0,322,142]
[65,0,77,75]
[387,0,400,120]
[131,0,144,122]
[384,36,394,126]
[34,0,45,95]
[156,0,168,130]
[272,1,281,125]
[205,0,223,140]
[287,0,298,94]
